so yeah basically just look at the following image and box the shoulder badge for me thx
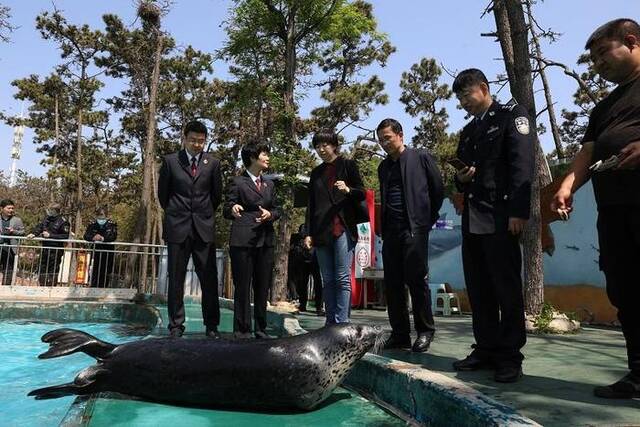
[515,117,530,135]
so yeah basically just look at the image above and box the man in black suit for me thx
[452,69,534,383]
[158,120,223,338]
[224,142,281,339]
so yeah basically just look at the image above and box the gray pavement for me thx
[296,307,640,426]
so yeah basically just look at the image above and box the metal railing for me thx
[0,235,229,298]
[0,236,165,293]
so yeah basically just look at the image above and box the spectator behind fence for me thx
[224,142,281,339]
[27,203,70,286]
[304,129,366,325]
[0,199,25,286]
[84,207,117,288]
[158,120,223,339]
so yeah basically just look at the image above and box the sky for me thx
[0,0,637,178]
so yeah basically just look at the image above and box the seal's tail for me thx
[37,328,116,360]
[28,366,107,399]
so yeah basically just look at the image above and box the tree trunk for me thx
[75,102,83,236]
[525,0,563,159]
[51,94,60,203]
[135,29,163,290]
[494,0,551,316]
[271,211,291,303]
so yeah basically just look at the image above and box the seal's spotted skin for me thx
[28,324,382,411]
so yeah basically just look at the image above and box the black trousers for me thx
[0,246,15,286]
[230,245,274,333]
[597,205,640,373]
[38,246,64,286]
[462,231,525,365]
[382,229,435,338]
[167,233,220,332]
[90,248,114,288]
[297,256,323,310]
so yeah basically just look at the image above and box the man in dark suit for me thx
[158,120,223,338]
[224,142,281,339]
[452,69,534,383]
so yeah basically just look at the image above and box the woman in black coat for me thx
[304,130,366,324]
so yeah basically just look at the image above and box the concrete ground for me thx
[296,307,640,427]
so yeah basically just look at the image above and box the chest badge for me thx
[486,125,500,134]
[515,117,530,135]
[203,159,209,165]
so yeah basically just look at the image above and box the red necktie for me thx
[255,178,262,192]
[191,157,197,177]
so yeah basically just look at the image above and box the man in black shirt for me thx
[552,18,640,399]
[451,69,535,383]
[377,118,444,353]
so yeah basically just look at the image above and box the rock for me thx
[525,314,537,333]
[548,313,581,333]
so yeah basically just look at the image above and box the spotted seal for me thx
[28,323,383,410]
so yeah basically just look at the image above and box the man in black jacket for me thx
[158,120,223,338]
[27,203,70,286]
[452,69,534,383]
[377,118,444,353]
[84,207,117,288]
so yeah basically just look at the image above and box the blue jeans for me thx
[316,232,355,325]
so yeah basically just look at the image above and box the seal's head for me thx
[330,323,385,358]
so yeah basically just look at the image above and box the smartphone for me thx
[447,158,468,171]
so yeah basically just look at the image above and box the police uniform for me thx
[455,101,535,368]
[31,214,70,286]
[84,219,118,288]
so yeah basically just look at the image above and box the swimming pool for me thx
[0,320,147,427]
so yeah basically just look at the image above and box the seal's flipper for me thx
[39,328,116,360]
[28,366,107,399]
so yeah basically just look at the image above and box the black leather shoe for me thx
[494,365,523,383]
[205,327,221,339]
[233,331,252,339]
[383,335,411,350]
[169,328,183,338]
[594,373,640,399]
[412,332,434,353]
[255,330,275,339]
[453,354,492,371]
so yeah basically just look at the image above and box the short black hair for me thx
[452,68,490,93]
[241,141,270,168]
[312,129,339,148]
[183,120,208,137]
[376,118,403,135]
[95,206,108,216]
[0,199,15,208]
[585,18,640,49]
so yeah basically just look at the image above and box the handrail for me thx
[0,235,166,248]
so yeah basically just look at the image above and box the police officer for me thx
[552,19,640,399]
[451,69,534,383]
[27,203,70,286]
[84,207,117,288]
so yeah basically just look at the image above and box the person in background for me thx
[27,203,70,286]
[305,130,365,325]
[0,199,25,286]
[84,207,118,288]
